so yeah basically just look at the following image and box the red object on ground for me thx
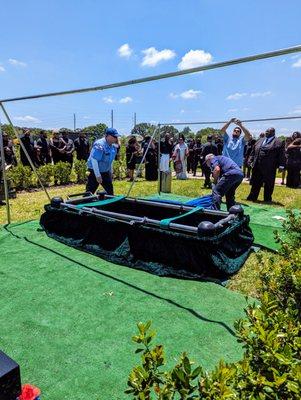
[18,384,41,400]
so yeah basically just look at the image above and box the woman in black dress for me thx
[143,136,158,181]
[126,137,140,181]
[286,132,301,188]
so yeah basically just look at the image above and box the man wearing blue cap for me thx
[86,128,119,195]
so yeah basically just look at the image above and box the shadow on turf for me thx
[4,223,236,337]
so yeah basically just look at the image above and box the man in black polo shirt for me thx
[201,135,218,188]
[74,131,90,161]
[35,130,51,165]
[160,133,173,172]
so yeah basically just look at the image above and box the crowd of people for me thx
[1,118,300,209]
[2,129,90,169]
[123,118,300,209]
[125,119,300,187]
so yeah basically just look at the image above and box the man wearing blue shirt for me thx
[221,118,252,168]
[86,128,119,195]
[205,154,244,210]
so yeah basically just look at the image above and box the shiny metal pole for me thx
[0,120,11,223]
[126,125,159,197]
[0,45,300,103]
[0,102,51,202]
[157,124,161,195]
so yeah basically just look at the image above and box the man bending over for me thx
[205,154,244,210]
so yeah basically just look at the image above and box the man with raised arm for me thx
[86,128,119,195]
[205,153,244,210]
[221,118,252,168]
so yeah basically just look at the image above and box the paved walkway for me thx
[185,173,284,186]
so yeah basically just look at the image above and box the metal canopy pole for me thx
[157,124,161,196]
[159,115,301,126]
[0,45,300,104]
[0,103,51,202]
[126,125,160,198]
[0,120,11,224]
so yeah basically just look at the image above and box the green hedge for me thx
[7,161,88,190]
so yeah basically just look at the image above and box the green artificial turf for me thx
[0,220,250,399]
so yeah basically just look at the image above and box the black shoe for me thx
[246,196,256,201]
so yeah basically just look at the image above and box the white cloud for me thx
[178,49,212,70]
[250,91,272,97]
[227,108,238,113]
[292,58,301,68]
[117,43,133,59]
[83,116,90,120]
[226,92,247,100]
[119,96,133,104]
[9,58,27,67]
[291,54,300,59]
[0,65,5,72]
[180,109,185,114]
[170,89,202,100]
[14,115,41,123]
[103,96,114,104]
[141,47,176,67]
[289,106,301,115]
[181,89,201,99]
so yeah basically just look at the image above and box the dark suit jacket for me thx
[201,142,218,158]
[249,137,285,172]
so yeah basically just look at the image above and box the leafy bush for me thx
[7,164,32,189]
[74,159,87,183]
[53,161,72,185]
[35,164,53,187]
[113,145,127,180]
[126,212,301,399]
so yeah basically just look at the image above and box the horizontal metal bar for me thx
[65,195,98,204]
[87,207,198,234]
[1,45,300,103]
[214,214,236,227]
[63,202,236,235]
[67,191,93,199]
[63,203,198,233]
[104,195,228,216]
[160,115,301,126]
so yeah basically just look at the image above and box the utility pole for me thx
[111,109,114,128]
[134,112,137,127]
[73,113,76,131]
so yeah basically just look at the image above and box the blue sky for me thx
[0,0,301,136]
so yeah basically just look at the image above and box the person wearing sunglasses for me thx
[221,117,252,168]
